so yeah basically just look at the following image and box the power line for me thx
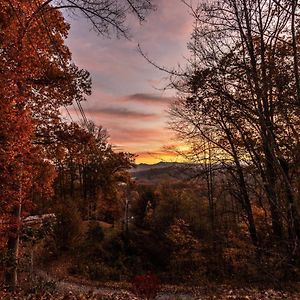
[37,6,90,127]
[72,102,81,121]
[64,105,74,122]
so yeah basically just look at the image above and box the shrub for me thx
[88,262,120,281]
[53,199,84,251]
[132,274,160,300]
[165,219,205,282]
[86,222,105,242]
[24,276,57,296]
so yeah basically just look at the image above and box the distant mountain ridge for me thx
[131,161,184,173]
[130,162,198,183]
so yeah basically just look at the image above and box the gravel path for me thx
[35,270,300,300]
[35,270,194,299]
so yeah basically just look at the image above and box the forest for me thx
[1,0,300,299]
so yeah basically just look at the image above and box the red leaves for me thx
[131,274,160,300]
[0,103,33,236]
[0,0,89,246]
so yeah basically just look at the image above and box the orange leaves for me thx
[166,218,201,251]
[54,122,95,163]
[0,102,33,235]
[0,0,89,241]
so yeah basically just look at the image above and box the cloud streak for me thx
[124,93,174,105]
[66,0,193,162]
[85,107,158,119]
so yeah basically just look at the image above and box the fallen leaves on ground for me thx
[0,285,300,299]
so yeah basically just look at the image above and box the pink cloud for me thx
[65,0,194,162]
[123,93,175,106]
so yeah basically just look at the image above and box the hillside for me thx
[130,162,198,183]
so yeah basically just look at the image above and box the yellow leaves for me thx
[223,230,256,270]
[252,205,266,218]
[166,218,201,251]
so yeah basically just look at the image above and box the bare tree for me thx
[26,0,155,38]
[169,0,300,250]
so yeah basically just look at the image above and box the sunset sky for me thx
[65,0,193,164]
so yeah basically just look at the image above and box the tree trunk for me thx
[263,136,283,240]
[4,202,22,290]
[279,158,300,253]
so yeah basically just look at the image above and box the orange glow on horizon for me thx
[134,144,191,164]
[135,154,180,164]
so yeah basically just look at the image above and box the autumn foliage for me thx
[0,0,106,289]
[2,0,300,298]
[0,0,88,235]
[132,274,160,300]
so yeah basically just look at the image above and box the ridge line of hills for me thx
[130,161,198,183]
